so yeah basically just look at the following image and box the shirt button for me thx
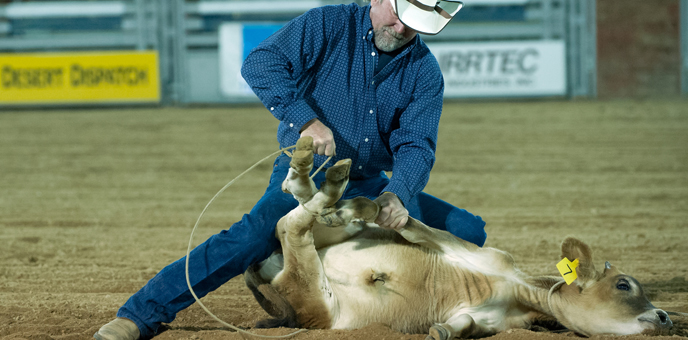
[270,107,274,111]
[371,52,376,56]
[289,123,294,128]
[369,109,374,114]
[364,138,369,142]
[358,166,363,170]
[371,81,375,85]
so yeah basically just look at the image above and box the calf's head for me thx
[551,237,672,336]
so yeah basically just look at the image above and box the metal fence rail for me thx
[424,1,567,42]
[0,0,157,51]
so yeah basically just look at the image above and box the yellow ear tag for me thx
[556,258,579,285]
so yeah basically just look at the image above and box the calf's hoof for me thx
[317,197,379,227]
[290,136,314,172]
[319,159,351,207]
[427,323,451,340]
[295,136,313,150]
[347,196,380,222]
[326,159,351,181]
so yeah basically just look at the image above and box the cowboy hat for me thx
[390,0,463,35]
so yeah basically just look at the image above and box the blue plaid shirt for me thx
[241,3,444,205]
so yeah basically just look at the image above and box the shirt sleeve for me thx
[240,6,337,131]
[382,57,444,206]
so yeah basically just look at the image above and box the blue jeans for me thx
[117,154,487,338]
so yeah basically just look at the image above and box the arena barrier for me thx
[0,0,597,106]
[187,0,597,102]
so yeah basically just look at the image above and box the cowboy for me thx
[94,1,484,339]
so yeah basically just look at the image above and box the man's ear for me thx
[561,237,598,281]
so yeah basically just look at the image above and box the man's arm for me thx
[240,6,340,155]
[376,57,445,229]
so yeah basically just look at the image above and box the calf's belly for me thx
[318,239,437,332]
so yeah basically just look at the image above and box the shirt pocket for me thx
[377,91,413,135]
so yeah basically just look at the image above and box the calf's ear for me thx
[561,237,598,281]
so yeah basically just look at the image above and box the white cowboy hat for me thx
[390,0,463,35]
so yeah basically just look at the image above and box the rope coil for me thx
[185,145,331,339]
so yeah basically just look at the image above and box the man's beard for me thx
[374,26,413,52]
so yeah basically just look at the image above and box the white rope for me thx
[310,155,332,180]
[185,146,332,339]
[299,203,322,218]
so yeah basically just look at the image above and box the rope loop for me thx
[185,145,307,339]
[300,203,322,217]
[185,145,333,339]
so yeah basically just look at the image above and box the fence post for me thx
[156,0,172,104]
[135,0,146,50]
[174,0,189,104]
[682,0,688,96]
[566,0,597,98]
[542,0,553,39]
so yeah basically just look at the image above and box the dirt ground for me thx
[1,100,687,340]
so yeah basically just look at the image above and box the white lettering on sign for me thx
[428,40,566,97]
[438,49,539,75]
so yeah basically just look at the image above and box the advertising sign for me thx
[0,51,160,104]
[427,40,567,97]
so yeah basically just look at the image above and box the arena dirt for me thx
[1,100,687,340]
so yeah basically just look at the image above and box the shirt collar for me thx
[364,5,374,35]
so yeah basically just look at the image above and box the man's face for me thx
[369,0,417,52]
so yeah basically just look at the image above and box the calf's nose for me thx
[656,310,672,328]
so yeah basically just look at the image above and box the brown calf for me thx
[245,137,672,338]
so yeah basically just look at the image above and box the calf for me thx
[245,137,672,338]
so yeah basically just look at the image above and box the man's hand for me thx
[300,119,335,156]
[374,192,408,230]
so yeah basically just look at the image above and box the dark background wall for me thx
[597,0,682,98]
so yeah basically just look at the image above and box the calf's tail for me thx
[244,263,299,328]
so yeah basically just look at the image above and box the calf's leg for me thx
[398,217,479,253]
[397,218,517,278]
[267,158,352,328]
[281,136,318,204]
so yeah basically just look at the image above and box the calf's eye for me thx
[616,280,631,291]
